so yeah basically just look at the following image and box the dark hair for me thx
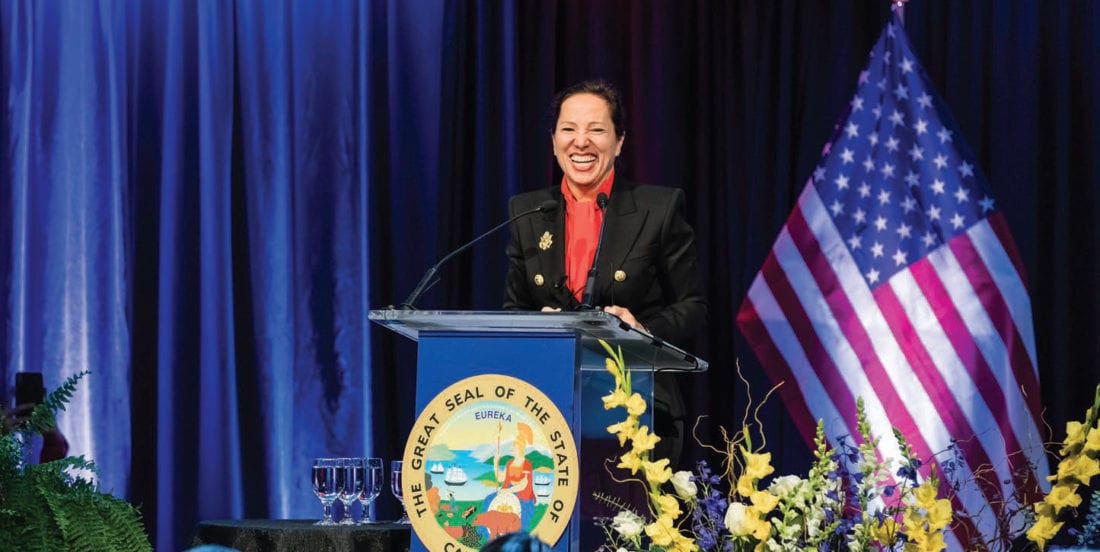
[480,532,554,552]
[548,79,626,138]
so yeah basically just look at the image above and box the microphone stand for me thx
[578,192,610,309]
[396,200,558,309]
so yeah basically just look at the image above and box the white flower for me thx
[767,474,803,497]
[669,470,697,499]
[724,501,752,536]
[610,510,644,539]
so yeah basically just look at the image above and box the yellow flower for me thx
[626,393,647,417]
[872,517,898,544]
[913,481,939,508]
[925,497,952,531]
[736,474,756,497]
[902,508,925,536]
[1086,426,1100,454]
[630,425,661,454]
[1046,481,1082,514]
[643,458,672,484]
[1063,421,1086,453]
[618,451,643,474]
[655,493,681,519]
[644,515,676,547]
[602,388,629,410]
[1055,454,1100,485]
[904,530,946,552]
[604,357,621,378]
[742,447,775,480]
[606,419,636,446]
[668,531,699,552]
[1025,514,1064,550]
[749,490,779,514]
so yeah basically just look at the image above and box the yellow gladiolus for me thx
[602,388,629,410]
[644,515,676,547]
[1063,421,1086,453]
[606,420,635,446]
[749,490,779,514]
[1055,454,1100,485]
[736,474,756,497]
[630,425,661,454]
[655,493,681,519]
[643,458,672,484]
[626,393,647,417]
[1025,514,1063,550]
[1086,426,1100,454]
[618,451,643,475]
[872,517,898,544]
[1045,481,1082,514]
[741,447,775,480]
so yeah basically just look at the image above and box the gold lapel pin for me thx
[538,231,553,251]
[614,270,627,282]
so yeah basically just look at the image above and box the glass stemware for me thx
[391,460,409,524]
[338,458,364,525]
[357,457,383,525]
[312,458,343,526]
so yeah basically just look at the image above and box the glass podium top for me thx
[368,309,708,373]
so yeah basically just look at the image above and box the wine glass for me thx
[338,458,364,525]
[312,458,343,526]
[357,457,383,524]
[391,460,409,523]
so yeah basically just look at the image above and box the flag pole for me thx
[893,0,910,26]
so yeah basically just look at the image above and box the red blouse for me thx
[561,171,615,301]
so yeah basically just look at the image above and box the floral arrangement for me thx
[594,340,1099,552]
[1026,384,1100,549]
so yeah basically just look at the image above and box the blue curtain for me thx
[3,1,1098,550]
[1,1,453,549]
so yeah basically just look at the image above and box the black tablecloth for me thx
[191,519,411,552]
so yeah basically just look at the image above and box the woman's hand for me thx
[603,305,647,333]
[540,306,562,312]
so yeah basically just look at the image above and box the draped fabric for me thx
[1,1,1097,550]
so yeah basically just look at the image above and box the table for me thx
[191,519,411,552]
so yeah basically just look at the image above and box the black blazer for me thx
[503,177,707,345]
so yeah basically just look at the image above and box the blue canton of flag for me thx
[814,22,991,288]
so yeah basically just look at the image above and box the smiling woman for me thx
[503,81,708,491]
[503,79,707,346]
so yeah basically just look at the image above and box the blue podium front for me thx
[370,310,706,552]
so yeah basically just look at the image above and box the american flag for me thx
[736,13,1049,548]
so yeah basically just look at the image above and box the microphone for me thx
[579,192,610,309]
[397,199,559,309]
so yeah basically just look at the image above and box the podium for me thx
[369,310,707,552]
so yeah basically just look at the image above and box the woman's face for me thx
[552,93,624,193]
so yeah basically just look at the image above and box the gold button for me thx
[614,270,627,282]
[534,274,545,286]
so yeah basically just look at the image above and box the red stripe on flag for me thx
[906,255,1039,497]
[757,251,861,433]
[985,212,1027,288]
[785,207,927,442]
[948,233,1043,432]
[873,283,1006,513]
[736,298,818,445]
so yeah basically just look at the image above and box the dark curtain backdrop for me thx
[2,1,1097,550]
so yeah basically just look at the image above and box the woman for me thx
[503,79,707,344]
[483,422,536,532]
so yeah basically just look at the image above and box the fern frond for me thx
[19,371,90,436]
